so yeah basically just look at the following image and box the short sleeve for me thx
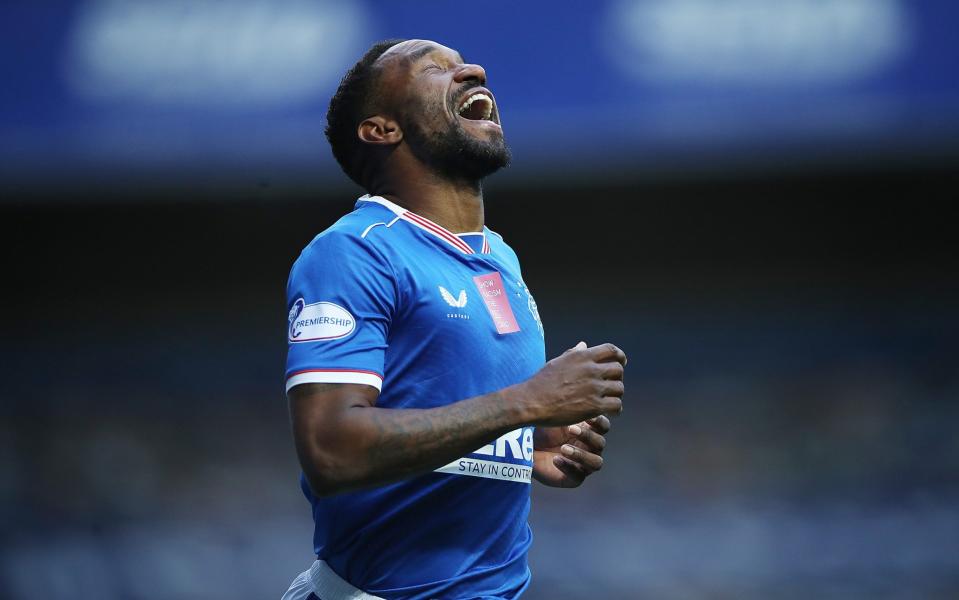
[284,230,397,393]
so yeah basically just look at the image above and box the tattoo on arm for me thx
[300,386,522,493]
[364,391,509,473]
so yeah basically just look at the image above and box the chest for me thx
[409,258,542,340]
[385,253,546,394]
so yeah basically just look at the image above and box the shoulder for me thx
[291,201,400,277]
[487,227,521,264]
[313,201,396,247]
[304,199,403,254]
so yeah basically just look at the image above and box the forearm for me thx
[292,342,627,497]
[296,385,530,496]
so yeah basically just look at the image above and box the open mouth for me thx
[456,92,495,122]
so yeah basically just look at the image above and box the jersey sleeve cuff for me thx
[285,369,383,393]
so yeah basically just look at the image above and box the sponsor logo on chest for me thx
[439,285,471,320]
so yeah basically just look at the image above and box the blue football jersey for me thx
[285,195,546,599]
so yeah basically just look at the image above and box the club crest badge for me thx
[517,279,544,338]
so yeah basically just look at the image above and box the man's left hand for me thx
[532,415,610,488]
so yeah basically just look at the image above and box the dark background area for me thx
[3,0,959,597]
[3,160,958,598]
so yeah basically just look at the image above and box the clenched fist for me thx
[518,342,626,427]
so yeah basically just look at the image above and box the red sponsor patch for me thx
[473,272,520,334]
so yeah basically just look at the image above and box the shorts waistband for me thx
[309,560,384,600]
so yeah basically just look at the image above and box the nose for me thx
[453,63,487,86]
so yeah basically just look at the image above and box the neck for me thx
[371,167,485,234]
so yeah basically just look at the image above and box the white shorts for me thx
[281,560,385,600]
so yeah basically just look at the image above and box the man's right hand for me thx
[517,342,626,426]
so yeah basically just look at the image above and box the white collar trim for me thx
[359,195,489,255]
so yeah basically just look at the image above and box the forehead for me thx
[377,39,465,68]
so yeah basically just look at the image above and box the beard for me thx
[402,111,511,183]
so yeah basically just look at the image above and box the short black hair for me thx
[326,39,407,191]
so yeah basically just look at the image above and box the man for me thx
[282,39,626,600]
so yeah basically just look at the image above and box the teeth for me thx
[457,93,494,120]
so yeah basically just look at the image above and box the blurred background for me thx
[2,1,958,598]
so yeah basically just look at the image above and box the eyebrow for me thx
[407,44,466,65]
[408,44,438,62]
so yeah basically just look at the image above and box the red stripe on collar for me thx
[360,195,478,255]
[401,211,475,254]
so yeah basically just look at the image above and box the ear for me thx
[358,116,402,146]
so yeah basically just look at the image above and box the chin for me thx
[408,122,511,182]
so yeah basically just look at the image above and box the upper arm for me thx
[288,382,378,447]
[287,382,380,492]
[285,231,398,394]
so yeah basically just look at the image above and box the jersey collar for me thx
[359,195,490,255]
[455,232,491,254]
